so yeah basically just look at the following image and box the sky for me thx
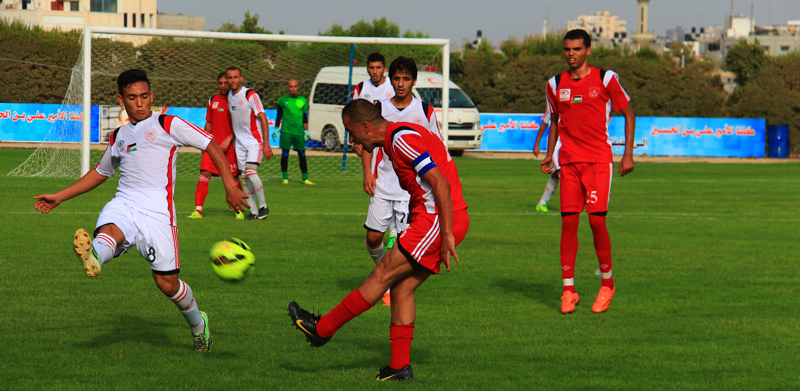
[159,0,800,46]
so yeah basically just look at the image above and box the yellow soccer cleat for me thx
[73,228,101,277]
[303,180,316,185]
[189,210,203,219]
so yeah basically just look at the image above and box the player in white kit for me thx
[358,56,442,306]
[226,66,273,220]
[533,108,561,213]
[34,69,248,351]
[351,52,395,103]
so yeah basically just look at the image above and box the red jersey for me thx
[384,122,467,216]
[205,94,233,142]
[545,66,630,164]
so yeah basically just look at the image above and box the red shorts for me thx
[397,209,469,274]
[559,162,613,213]
[199,145,240,177]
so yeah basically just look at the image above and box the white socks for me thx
[169,280,204,335]
[92,233,116,265]
[539,177,559,206]
[366,239,385,265]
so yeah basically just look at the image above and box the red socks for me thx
[589,214,614,289]
[389,324,414,370]
[316,288,374,338]
[194,175,209,211]
[560,214,580,292]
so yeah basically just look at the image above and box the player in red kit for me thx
[288,99,469,381]
[541,29,636,314]
[190,72,244,219]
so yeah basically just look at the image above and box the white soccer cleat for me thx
[73,228,101,277]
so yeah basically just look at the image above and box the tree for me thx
[320,17,402,37]
[724,39,766,85]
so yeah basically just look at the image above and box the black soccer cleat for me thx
[256,206,269,220]
[288,301,331,347]
[376,365,413,381]
[245,213,257,220]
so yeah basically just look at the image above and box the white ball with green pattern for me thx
[209,238,255,282]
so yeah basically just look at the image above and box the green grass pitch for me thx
[1,148,798,390]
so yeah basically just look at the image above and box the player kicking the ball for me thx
[541,29,636,314]
[288,99,469,381]
[34,69,248,351]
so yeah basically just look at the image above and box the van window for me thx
[416,88,476,108]
[313,83,350,105]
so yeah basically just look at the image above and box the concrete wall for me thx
[156,14,204,31]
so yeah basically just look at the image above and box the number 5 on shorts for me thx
[586,190,598,204]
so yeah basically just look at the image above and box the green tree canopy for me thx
[724,39,767,85]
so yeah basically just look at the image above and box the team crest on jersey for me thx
[363,94,371,99]
[117,139,125,148]
[212,101,219,109]
[559,89,571,102]
[413,115,424,125]
[145,129,157,142]
[238,99,246,106]
[386,92,393,98]
[589,87,602,99]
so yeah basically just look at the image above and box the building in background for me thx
[567,10,627,46]
[631,0,656,50]
[0,0,204,43]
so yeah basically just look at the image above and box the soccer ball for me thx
[209,238,255,282]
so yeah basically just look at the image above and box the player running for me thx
[190,72,245,220]
[532,108,561,213]
[34,69,248,351]
[288,99,469,381]
[273,79,314,185]
[541,29,636,314]
[358,56,442,306]
[226,66,273,220]
[351,52,395,103]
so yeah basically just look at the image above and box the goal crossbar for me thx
[80,27,451,175]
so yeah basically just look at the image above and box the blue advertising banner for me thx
[479,113,766,158]
[0,103,99,143]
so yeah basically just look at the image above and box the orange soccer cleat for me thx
[591,286,615,313]
[560,291,579,314]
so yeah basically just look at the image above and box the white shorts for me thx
[364,197,410,234]
[236,143,263,171]
[553,139,562,172]
[95,198,180,275]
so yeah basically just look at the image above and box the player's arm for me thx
[257,111,273,160]
[360,150,376,196]
[420,167,458,271]
[273,106,283,141]
[533,121,548,158]
[619,105,636,177]
[34,169,108,214]
[218,133,233,153]
[205,141,249,211]
[541,112,559,174]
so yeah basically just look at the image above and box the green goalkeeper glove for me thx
[272,130,279,141]
[304,131,309,141]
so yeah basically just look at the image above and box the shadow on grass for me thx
[492,279,560,311]
[73,314,185,350]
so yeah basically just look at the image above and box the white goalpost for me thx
[10,27,450,179]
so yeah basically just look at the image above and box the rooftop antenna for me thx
[543,4,550,36]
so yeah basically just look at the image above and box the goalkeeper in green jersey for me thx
[273,79,314,185]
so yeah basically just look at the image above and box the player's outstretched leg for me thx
[73,229,102,276]
[163,277,211,351]
[589,213,615,313]
[288,301,331,347]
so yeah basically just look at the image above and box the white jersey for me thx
[95,114,213,227]
[369,97,440,201]
[352,78,394,103]
[228,86,265,147]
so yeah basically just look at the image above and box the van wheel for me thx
[449,149,464,157]
[321,126,341,152]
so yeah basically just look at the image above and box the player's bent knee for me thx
[153,273,180,296]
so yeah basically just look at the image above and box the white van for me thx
[308,66,482,156]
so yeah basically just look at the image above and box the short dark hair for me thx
[564,29,592,48]
[116,69,150,95]
[342,99,383,126]
[367,52,386,66]
[226,66,241,75]
[217,72,227,80]
[388,56,417,81]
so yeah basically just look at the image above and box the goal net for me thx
[9,27,450,180]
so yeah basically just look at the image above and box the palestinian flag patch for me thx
[127,143,137,153]
[572,95,582,103]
